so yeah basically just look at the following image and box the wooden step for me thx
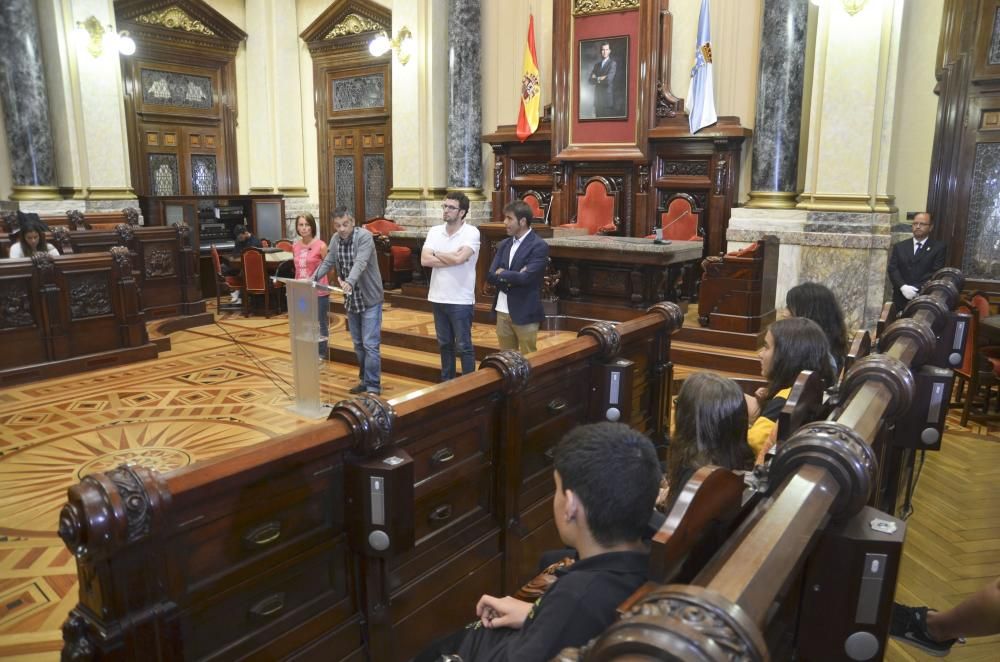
[671,340,761,378]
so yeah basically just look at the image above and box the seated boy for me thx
[415,422,660,661]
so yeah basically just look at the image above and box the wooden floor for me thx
[0,305,997,659]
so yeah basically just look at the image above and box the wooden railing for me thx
[2,224,204,320]
[0,251,157,386]
[558,267,965,661]
[57,303,685,661]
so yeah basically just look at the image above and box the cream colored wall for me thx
[210,0,250,195]
[889,0,943,219]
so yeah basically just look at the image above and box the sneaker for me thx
[349,383,366,394]
[889,604,959,657]
[230,291,240,302]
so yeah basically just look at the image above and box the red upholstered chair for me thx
[659,195,701,241]
[562,176,619,235]
[957,292,1000,424]
[241,248,282,317]
[275,239,294,252]
[520,190,551,225]
[364,217,411,288]
[210,244,243,311]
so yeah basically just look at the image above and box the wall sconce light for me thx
[73,15,136,58]
[368,26,414,65]
[810,0,869,15]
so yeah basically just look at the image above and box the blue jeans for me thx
[432,303,475,381]
[318,295,330,359]
[347,304,382,392]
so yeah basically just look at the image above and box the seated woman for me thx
[662,372,755,510]
[785,282,848,377]
[747,317,835,459]
[9,224,59,259]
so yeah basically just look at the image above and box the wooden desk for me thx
[544,235,703,319]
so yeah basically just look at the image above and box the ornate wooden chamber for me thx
[484,0,750,259]
[57,303,685,661]
[0,251,158,387]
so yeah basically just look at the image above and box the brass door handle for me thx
[431,448,456,465]
[429,504,453,523]
[249,593,285,619]
[547,398,567,413]
[242,521,281,549]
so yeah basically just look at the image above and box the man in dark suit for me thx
[487,201,549,354]
[588,42,617,117]
[887,212,946,312]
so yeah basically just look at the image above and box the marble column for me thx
[0,0,59,200]
[446,0,484,199]
[745,0,808,209]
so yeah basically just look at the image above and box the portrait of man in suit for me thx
[580,36,628,120]
[487,200,550,354]
[887,212,947,312]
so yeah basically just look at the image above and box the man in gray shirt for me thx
[313,207,384,395]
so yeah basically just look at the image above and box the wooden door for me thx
[327,120,390,222]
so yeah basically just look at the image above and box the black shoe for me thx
[349,383,366,394]
[889,604,960,657]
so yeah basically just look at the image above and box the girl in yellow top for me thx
[746,318,835,458]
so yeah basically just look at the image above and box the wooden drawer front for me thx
[519,366,591,497]
[512,495,564,588]
[179,485,339,593]
[413,458,491,545]
[391,552,503,662]
[182,539,352,660]
[407,414,488,485]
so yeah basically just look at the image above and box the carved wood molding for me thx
[330,394,396,456]
[324,13,387,40]
[481,350,532,395]
[135,6,214,36]
[578,320,622,359]
[572,0,641,17]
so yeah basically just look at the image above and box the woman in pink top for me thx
[292,213,330,359]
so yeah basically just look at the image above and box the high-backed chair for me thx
[658,194,701,242]
[520,190,552,225]
[210,244,243,311]
[561,176,619,235]
[275,239,294,252]
[241,248,282,317]
[958,292,1000,424]
[364,217,411,288]
[697,236,779,333]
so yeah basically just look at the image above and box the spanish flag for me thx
[516,15,541,142]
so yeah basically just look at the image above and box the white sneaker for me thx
[230,291,240,302]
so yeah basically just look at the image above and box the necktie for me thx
[914,241,923,255]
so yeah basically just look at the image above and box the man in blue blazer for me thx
[887,212,946,312]
[487,201,550,353]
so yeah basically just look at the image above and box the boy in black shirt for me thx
[416,422,660,661]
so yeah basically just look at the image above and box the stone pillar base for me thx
[11,185,60,201]
[385,199,491,229]
[727,208,893,330]
[745,191,799,209]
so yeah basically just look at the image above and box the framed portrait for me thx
[578,36,629,121]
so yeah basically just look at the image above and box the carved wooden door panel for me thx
[138,123,225,196]
[327,121,390,222]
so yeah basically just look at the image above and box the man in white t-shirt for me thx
[420,192,481,381]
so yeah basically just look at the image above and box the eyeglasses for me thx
[442,204,461,211]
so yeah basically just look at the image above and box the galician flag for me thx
[516,14,541,142]
[687,0,718,134]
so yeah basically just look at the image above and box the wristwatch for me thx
[432,249,437,257]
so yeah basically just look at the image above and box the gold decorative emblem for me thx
[521,72,540,102]
[701,43,713,64]
[135,6,215,36]
[324,13,385,39]
[572,0,640,16]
